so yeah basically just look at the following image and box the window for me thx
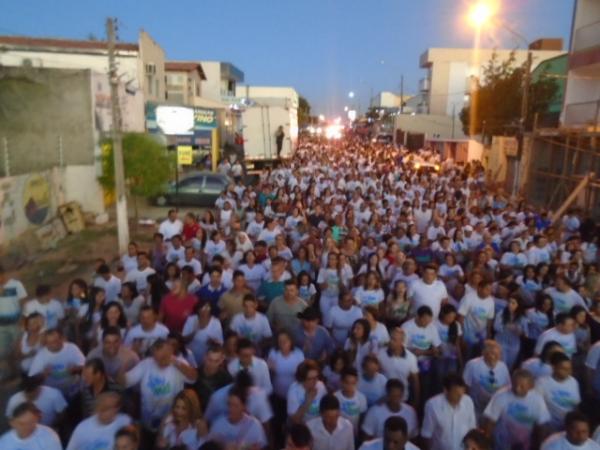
[204,175,227,193]
[146,75,154,95]
[178,177,203,193]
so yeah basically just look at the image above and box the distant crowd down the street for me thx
[1,136,600,450]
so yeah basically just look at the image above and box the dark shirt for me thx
[197,284,227,316]
[294,326,334,361]
[194,366,233,412]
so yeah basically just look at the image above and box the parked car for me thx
[153,172,230,207]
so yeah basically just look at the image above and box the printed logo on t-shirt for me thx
[50,363,70,380]
[506,402,536,426]
[410,334,431,350]
[341,399,361,417]
[147,374,172,396]
[550,389,578,409]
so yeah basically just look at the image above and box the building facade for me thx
[562,0,600,128]
[165,61,206,105]
[419,44,565,116]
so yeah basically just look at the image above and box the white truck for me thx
[235,86,299,169]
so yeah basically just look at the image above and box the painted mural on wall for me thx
[23,174,51,225]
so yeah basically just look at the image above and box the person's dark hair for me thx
[233,270,244,280]
[209,265,223,276]
[121,281,139,299]
[295,360,320,382]
[443,374,467,391]
[147,274,168,312]
[502,295,525,325]
[102,326,122,341]
[565,410,590,429]
[555,312,572,326]
[97,264,111,275]
[228,386,248,405]
[11,402,41,420]
[35,284,51,297]
[21,374,44,393]
[198,441,225,450]
[328,349,351,372]
[462,429,491,450]
[340,366,359,381]
[236,337,254,353]
[67,279,88,303]
[350,318,371,345]
[287,423,312,449]
[570,305,588,320]
[439,303,459,344]
[383,416,408,436]
[233,370,255,391]
[549,351,570,367]
[24,312,43,326]
[540,340,562,363]
[285,278,298,287]
[115,425,140,446]
[100,301,127,330]
[319,394,340,413]
[243,293,257,304]
[386,378,405,394]
[167,331,187,356]
[535,293,554,327]
[416,305,433,318]
[193,299,214,316]
[85,358,106,375]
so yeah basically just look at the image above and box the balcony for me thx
[563,100,600,128]
[573,19,600,53]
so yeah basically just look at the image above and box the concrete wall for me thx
[0,165,104,246]
[200,62,223,103]
[138,30,166,103]
[394,114,467,141]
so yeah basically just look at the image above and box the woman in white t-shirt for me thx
[182,301,224,366]
[345,319,377,369]
[157,389,207,450]
[238,250,266,293]
[268,331,305,399]
[17,312,45,374]
[354,271,385,308]
[95,302,128,346]
[118,282,147,326]
[287,359,327,424]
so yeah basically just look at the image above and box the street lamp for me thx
[344,106,349,112]
[348,91,355,99]
[468,1,495,28]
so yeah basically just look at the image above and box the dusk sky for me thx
[2,0,574,116]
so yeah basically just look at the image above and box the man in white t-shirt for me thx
[0,402,62,450]
[124,306,169,357]
[421,374,476,450]
[66,391,131,450]
[307,394,355,450]
[5,374,67,427]
[535,352,581,431]
[93,264,122,303]
[334,367,367,435]
[458,280,495,354]
[483,369,551,450]
[227,338,273,395]
[177,246,203,276]
[124,252,156,295]
[22,285,64,330]
[0,266,27,380]
[408,265,448,318]
[122,339,197,431]
[541,411,600,450]
[359,416,420,450]
[535,313,577,358]
[362,379,418,440]
[158,209,183,241]
[28,328,85,399]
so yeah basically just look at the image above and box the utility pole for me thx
[400,75,404,115]
[106,18,130,254]
[513,50,532,197]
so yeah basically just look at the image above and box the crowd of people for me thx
[1,136,600,450]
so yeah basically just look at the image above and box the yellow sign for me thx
[177,146,193,165]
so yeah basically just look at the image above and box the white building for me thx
[562,0,600,128]
[419,43,565,116]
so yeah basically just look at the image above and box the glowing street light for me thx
[318,114,325,122]
[348,91,355,99]
[468,1,495,28]
[344,106,349,112]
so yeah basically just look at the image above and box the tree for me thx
[460,51,558,139]
[99,132,173,220]
[298,96,311,127]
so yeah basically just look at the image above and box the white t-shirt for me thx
[0,278,27,318]
[177,257,203,276]
[117,296,147,326]
[239,264,266,292]
[458,292,495,344]
[362,402,419,438]
[93,275,122,303]
[535,328,577,358]
[205,384,273,424]
[124,267,156,292]
[125,357,195,429]
[421,393,477,450]
[377,348,418,401]
[545,287,587,316]
[355,287,385,307]
[483,387,551,450]
[230,313,273,344]
[307,416,355,450]
[401,319,442,361]
[158,219,183,240]
[287,381,327,422]
[66,413,132,450]
[334,389,368,433]
[463,357,511,413]
[358,373,388,407]
[359,438,420,450]
[166,245,185,263]
[535,375,581,428]
[542,432,600,450]
[28,342,85,396]
[182,316,223,364]
[124,323,169,356]
[408,279,448,318]
[227,356,272,394]
[325,305,364,345]
[121,253,138,274]
[0,424,62,450]
[268,349,305,398]
[209,413,267,449]
[23,299,64,329]
[5,386,67,426]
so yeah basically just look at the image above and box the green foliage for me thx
[298,96,311,127]
[460,51,559,138]
[98,133,172,197]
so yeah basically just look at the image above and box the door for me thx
[176,176,204,206]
